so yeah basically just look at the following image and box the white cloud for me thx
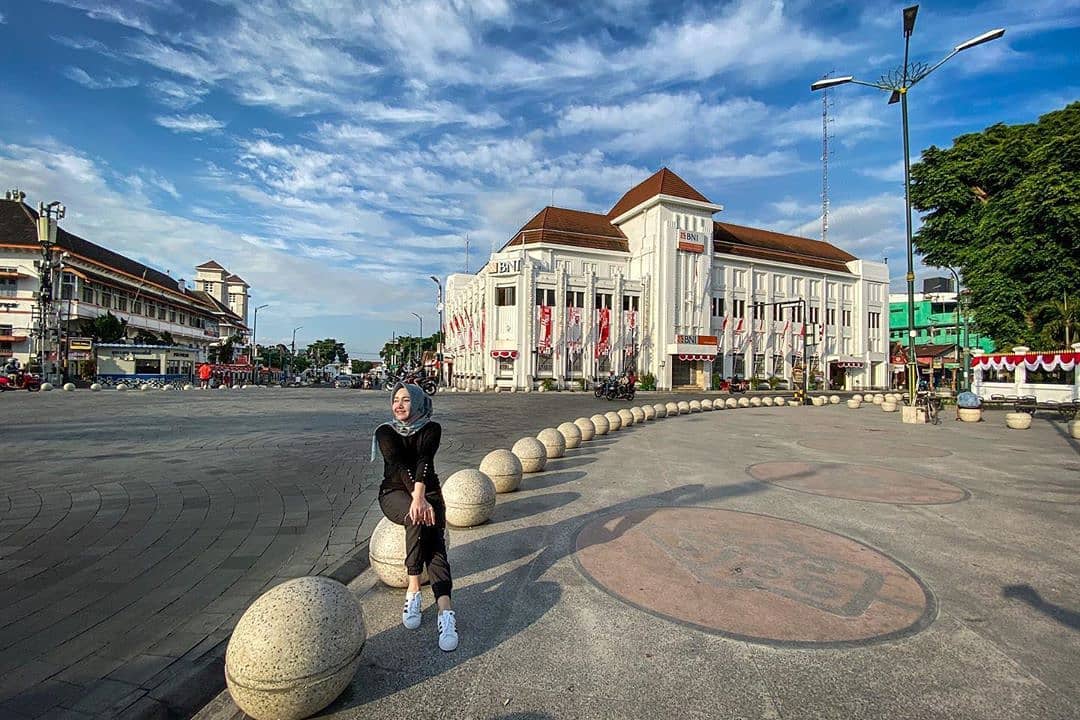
[149,79,208,109]
[48,0,158,35]
[858,160,905,183]
[789,192,906,267]
[688,150,811,180]
[63,66,138,89]
[154,113,226,133]
[0,12,6,23]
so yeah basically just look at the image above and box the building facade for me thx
[888,278,995,354]
[443,168,890,392]
[0,193,248,376]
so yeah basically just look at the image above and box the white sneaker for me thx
[402,591,422,630]
[437,610,458,652]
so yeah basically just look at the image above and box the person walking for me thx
[371,383,458,651]
[197,362,212,389]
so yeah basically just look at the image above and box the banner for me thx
[566,307,582,350]
[537,305,552,353]
[595,307,610,358]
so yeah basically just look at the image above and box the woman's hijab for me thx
[370,383,432,461]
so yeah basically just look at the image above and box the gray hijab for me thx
[370,383,433,461]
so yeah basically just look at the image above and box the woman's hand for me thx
[408,494,435,526]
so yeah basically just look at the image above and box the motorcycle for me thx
[386,370,438,396]
[0,371,42,392]
[605,376,636,401]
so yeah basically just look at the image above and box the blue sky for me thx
[0,0,1077,358]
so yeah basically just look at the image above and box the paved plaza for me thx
[2,389,1078,719]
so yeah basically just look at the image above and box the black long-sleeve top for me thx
[375,422,442,496]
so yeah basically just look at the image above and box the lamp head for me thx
[810,75,854,91]
[888,90,901,105]
[955,28,1005,52]
[902,5,919,37]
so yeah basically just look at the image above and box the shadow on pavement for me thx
[1003,583,1080,630]
[489,491,582,524]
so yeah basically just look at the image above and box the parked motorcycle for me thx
[0,371,42,392]
[605,376,636,401]
[385,370,438,396]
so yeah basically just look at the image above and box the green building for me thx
[888,278,995,354]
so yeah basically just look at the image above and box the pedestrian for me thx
[197,362,212,389]
[370,383,458,651]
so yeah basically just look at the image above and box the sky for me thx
[0,0,1077,358]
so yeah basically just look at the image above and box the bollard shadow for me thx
[1002,583,1080,630]
[543,456,596,471]
[488,491,581,524]
[522,470,588,492]
[324,480,767,715]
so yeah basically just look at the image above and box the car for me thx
[333,374,359,389]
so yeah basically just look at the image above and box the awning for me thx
[491,349,518,360]
[831,358,865,369]
[972,351,1076,372]
[677,354,714,362]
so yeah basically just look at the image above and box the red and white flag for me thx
[537,305,552,353]
[566,307,582,350]
[595,307,610,358]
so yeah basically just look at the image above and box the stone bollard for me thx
[725,398,738,409]
[116,384,128,392]
[957,408,982,423]
[630,406,645,424]
[480,449,523,493]
[872,395,884,405]
[642,404,657,420]
[674,400,688,414]
[773,397,785,406]
[653,403,668,418]
[590,413,610,435]
[40,382,53,391]
[220,385,230,391]
[1005,412,1032,430]
[63,383,75,391]
[688,400,701,413]
[830,395,840,404]
[750,397,762,407]
[812,396,824,406]
[557,421,583,449]
[852,394,863,403]
[442,469,497,527]
[90,383,102,392]
[762,397,774,406]
[604,411,622,431]
[512,436,548,472]
[665,401,679,415]
[788,399,801,407]
[369,517,450,587]
[737,397,750,408]
[183,384,194,391]
[846,399,861,409]
[574,417,596,441]
[881,401,898,412]
[537,428,567,458]
[1068,419,1080,439]
[617,408,635,427]
[225,576,365,720]
[701,399,713,411]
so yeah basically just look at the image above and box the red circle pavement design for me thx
[574,507,934,647]
[748,461,968,504]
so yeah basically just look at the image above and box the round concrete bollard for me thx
[665,402,679,415]
[701,399,713,411]
[689,400,701,413]
[537,427,567,458]
[846,399,861,409]
[957,408,982,423]
[677,401,690,414]
[1068,419,1080,439]
[40,382,53,391]
[830,395,840,404]
[788,399,801,407]
[1005,412,1032,430]
[725,398,738,409]
[630,406,645,424]
[225,576,365,720]
[772,397,785,406]
[512,436,548,472]
[872,395,884,405]
[852,394,862,403]
[881,401,898,412]
[812,396,824,407]
[653,403,668,418]
[642,404,656,420]
[617,408,635,427]
[183,384,194,391]
[480,449,523,493]
[762,397,774,406]
[116,384,128,392]
[161,385,172,392]
[90,383,102,392]
[737,397,750,408]
[557,421,583,449]
[220,385,230,391]
[369,517,450,587]
[442,468,497,527]
[750,397,762,407]
[605,411,622,431]
[574,417,596,441]
[590,413,610,436]
[63,383,75,392]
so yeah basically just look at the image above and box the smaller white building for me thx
[442,168,889,392]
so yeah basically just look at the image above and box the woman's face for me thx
[392,387,411,421]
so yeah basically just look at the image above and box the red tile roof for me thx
[500,206,628,253]
[197,260,225,270]
[226,274,248,286]
[713,222,856,273]
[607,167,712,220]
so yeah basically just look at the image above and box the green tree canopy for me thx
[351,359,374,374]
[910,101,1080,347]
[306,338,348,367]
[81,311,128,342]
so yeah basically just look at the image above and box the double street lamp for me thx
[811,4,1004,405]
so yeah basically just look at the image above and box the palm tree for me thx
[1035,292,1078,347]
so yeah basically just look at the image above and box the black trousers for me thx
[379,488,453,600]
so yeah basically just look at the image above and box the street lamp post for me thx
[811,5,1004,406]
[411,312,423,366]
[35,200,65,386]
[942,267,964,391]
[430,275,443,384]
[251,303,268,384]
[290,325,302,381]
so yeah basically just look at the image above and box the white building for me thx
[442,168,889,392]
[0,193,248,373]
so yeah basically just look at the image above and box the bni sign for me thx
[489,259,522,274]
[677,229,708,254]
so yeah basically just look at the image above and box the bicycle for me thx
[916,391,942,425]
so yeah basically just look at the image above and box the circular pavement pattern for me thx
[798,437,952,458]
[575,507,934,647]
[748,461,968,505]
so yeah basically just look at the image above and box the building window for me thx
[178,313,186,325]
[145,303,154,317]
[135,358,161,374]
[711,297,725,317]
[752,303,765,321]
[101,291,113,308]
[773,276,785,295]
[0,278,16,297]
[772,353,784,375]
[117,296,127,312]
[826,282,837,300]
[826,308,836,326]
[0,341,12,356]
[753,272,765,292]
[842,285,853,302]
[772,305,782,321]
[597,354,611,373]
[534,351,553,376]
[793,278,805,296]
[535,288,555,306]
[622,295,639,311]
[132,301,142,315]
[809,306,820,324]
[732,298,745,318]
[733,269,746,288]
[158,307,166,320]
[868,312,880,329]
[752,353,766,377]
[842,310,852,327]
[566,291,584,307]
[495,287,516,306]
[810,280,821,297]
[0,324,12,336]
[169,310,177,323]
[595,293,612,309]
[203,281,213,292]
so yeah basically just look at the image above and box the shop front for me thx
[669,335,718,390]
[95,344,199,382]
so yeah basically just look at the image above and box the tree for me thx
[351,360,374,374]
[132,329,158,345]
[1033,293,1078,348]
[306,338,348,369]
[159,331,175,346]
[910,102,1080,347]
[379,332,440,368]
[213,334,244,364]
[81,311,128,342]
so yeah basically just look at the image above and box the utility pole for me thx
[36,200,65,386]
